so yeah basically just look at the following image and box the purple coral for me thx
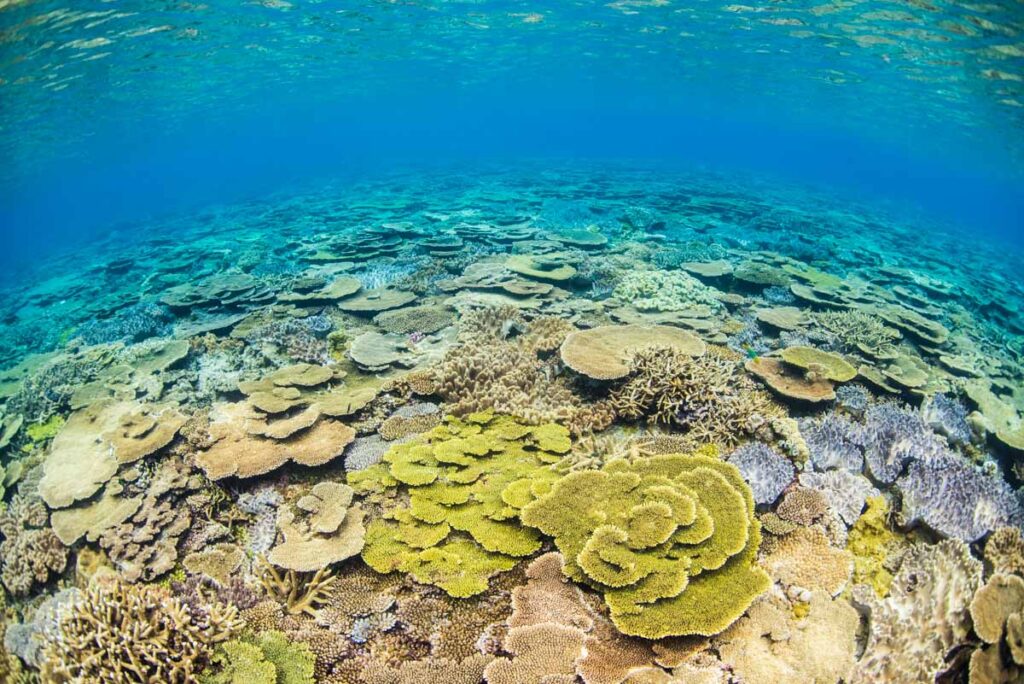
[921,393,972,446]
[800,412,865,472]
[726,442,795,505]
[861,402,947,484]
[897,452,1024,542]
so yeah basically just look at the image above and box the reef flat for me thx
[0,165,1023,682]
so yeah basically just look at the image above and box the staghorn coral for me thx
[811,309,900,355]
[39,579,243,683]
[724,442,795,505]
[610,346,783,448]
[425,315,609,433]
[851,539,982,683]
[520,452,769,638]
[0,494,67,597]
[352,413,569,597]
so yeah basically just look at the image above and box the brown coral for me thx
[39,580,242,683]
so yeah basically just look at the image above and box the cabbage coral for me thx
[519,452,769,638]
[350,412,571,597]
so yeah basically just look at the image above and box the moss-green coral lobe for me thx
[353,412,570,597]
[520,452,769,638]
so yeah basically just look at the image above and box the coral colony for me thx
[0,167,1023,682]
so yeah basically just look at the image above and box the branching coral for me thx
[422,313,609,433]
[0,494,67,596]
[39,580,243,683]
[612,269,723,312]
[352,412,570,597]
[609,346,783,448]
[258,560,338,617]
[520,452,769,638]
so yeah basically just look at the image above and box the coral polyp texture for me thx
[0,166,1022,681]
[519,451,770,638]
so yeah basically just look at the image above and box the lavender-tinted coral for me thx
[801,412,864,472]
[897,452,1024,541]
[921,393,972,446]
[861,402,947,484]
[726,442,795,505]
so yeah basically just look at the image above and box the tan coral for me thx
[195,402,355,480]
[715,591,859,684]
[560,324,706,380]
[761,527,853,597]
[745,356,836,403]
[483,623,587,684]
[267,482,365,572]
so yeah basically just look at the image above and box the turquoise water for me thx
[1,3,1023,683]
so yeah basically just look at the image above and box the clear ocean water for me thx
[0,2,1022,683]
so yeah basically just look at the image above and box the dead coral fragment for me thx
[267,482,366,572]
[40,580,242,683]
[520,452,769,638]
[560,324,706,380]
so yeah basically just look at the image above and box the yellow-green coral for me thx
[520,452,769,638]
[352,412,570,597]
[20,415,65,452]
[846,496,899,598]
[202,631,315,684]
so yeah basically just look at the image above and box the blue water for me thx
[1,0,1022,266]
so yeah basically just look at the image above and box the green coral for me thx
[202,631,315,684]
[20,415,65,452]
[846,496,900,598]
[352,412,570,597]
[519,452,769,638]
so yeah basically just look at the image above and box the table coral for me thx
[267,482,366,572]
[520,452,769,638]
[352,413,570,597]
[559,324,706,381]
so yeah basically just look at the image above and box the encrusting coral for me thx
[352,412,571,597]
[519,451,769,638]
[39,579,243,683]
